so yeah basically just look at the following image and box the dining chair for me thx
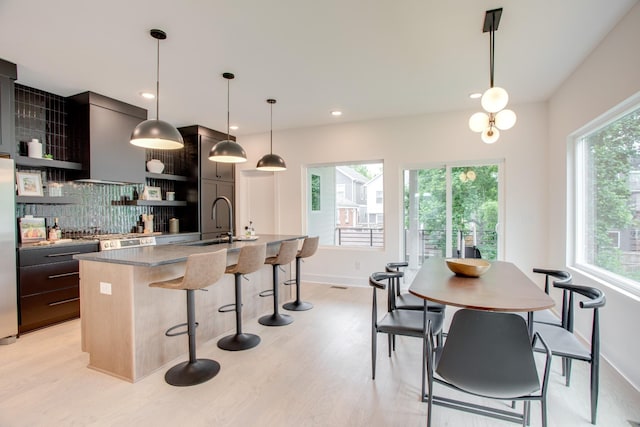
[456,246,482,259]
[426,309,552,427]
[369,271,444,398]
[533,282,605,424]
[531,268,572,326]
[385,262,445,313]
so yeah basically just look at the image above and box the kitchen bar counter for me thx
[76,234,305,382]
[73,234,303,266]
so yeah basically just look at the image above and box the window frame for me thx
[569,90,640,297]
[305,160,384,249]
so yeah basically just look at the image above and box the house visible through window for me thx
[307,162,383,247]
[572,95,640,295]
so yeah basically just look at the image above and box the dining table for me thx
[408,257,556,423]
[409,258,555,318]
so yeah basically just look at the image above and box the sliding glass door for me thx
[403,162,502,271]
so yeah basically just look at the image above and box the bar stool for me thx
[283,236,319,311]
[258,240,299,326]
[148,249,227,386]
[217,243,267,351]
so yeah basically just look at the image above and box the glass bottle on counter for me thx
[53,218,62,240]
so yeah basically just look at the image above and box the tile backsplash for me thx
[16,182,176,236]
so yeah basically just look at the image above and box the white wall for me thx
[236,102,548,286]
[547,2,640,390]
[233,3,640,390]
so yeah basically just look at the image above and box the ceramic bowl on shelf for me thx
[146,159,164,174]
[445,258,491,277]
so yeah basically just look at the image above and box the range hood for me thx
[68,92,148,184]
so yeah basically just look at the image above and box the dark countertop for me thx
[18,239,100,251]
[18,231,200,251]
[73,234,305,267]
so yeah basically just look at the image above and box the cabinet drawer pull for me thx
[48,297,80,307]
[46,251,82,258]
[48,271,80,279]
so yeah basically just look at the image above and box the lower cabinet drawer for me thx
[19,287,80,334]
[19,260,80,297]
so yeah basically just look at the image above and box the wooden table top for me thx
[408,259,555,312]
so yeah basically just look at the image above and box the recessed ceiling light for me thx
[331,110,342,116]
[139,91,155,99]
[229,125,239,130]
[469,92,482,99]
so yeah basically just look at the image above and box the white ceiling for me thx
[0,0,637,136]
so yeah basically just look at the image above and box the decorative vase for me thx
[146,159,164,173]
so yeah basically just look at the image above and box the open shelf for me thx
[145,172,190,182]
[15,156,83,170]
[16,196,78,204]
[112,200,188,207]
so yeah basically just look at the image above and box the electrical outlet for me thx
[100,282,112,295]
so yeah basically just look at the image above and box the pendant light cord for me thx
[489,24,495,88]
[226,78,230,140]
[270,102,273,154]
[156,37,160,120]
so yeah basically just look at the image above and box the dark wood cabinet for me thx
[178,125,236,239]
[200,135,235,181]
[0,59,17,156]
[18,242,98,333]
[201,179,235,240]
[68,92,147,183]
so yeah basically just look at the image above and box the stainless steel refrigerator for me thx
[0,157,17,341]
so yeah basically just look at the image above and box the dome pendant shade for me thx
[130,28,183,150]
[257,153,286,171]
[256,98,287,172]
[130,119,184,149]
[209,72,247,163]
[208,139,247,163]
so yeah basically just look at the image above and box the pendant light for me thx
[209,73,247,163]
[468,8,516,144]
[256,99,287,171]
[130,29,184,150]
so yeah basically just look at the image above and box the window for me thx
[307,162,383,247]
[403,163,502,271]
[573,96,640,294]
[311,174,321,211]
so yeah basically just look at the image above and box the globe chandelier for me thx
[468,8,516,144]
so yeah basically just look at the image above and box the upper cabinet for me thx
[68,92,147,184]
[0,59,17,156]
[178,125,235,182]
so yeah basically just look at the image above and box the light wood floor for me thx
[1,283,639,427]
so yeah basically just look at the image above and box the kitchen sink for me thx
[180,237,236,246]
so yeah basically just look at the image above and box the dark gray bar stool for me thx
[283,236,319,311]
[259,240,299,326]
[217,244,267,351]
[149,249,227,386]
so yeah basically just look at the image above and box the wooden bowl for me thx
[445,258,491,277]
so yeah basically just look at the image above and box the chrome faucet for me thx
[211,196,234,243]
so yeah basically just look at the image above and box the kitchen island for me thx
[75,234,304,382]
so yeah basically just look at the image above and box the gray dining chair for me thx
[369,271,444,398]
[531,268,572,326]
[426,309,552,427]
[533,282,605,424]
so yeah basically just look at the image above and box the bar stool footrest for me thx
[259,289,274,297]
[165,322,198,337]
[283,279,296,286]
[218,303,238,313]
[164,359,220,387]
